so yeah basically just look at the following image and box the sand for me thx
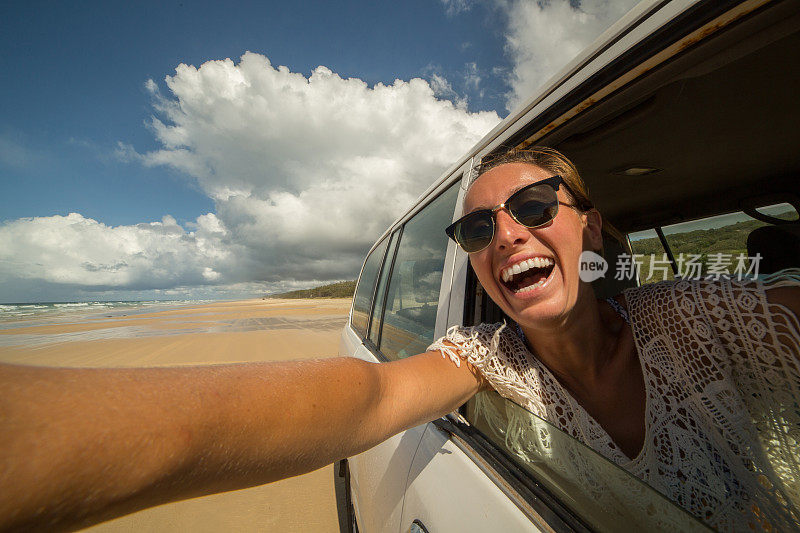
[0,298,352,532]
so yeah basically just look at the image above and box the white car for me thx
[337,0,800,531]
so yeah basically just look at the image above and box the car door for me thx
[344,179,462,532]
[399,392,711,533]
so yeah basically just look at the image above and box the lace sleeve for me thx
[628,268,800,378]
[427,322,507,371]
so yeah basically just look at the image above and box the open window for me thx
[628,201,800,284]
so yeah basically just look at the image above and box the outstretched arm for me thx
[0,352,481,531]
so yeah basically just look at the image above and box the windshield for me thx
[466,391,711,532]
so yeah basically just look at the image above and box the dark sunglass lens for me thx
[457,212,494,252]
[510,185,558,227]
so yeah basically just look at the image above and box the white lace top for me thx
[429,270,800,531]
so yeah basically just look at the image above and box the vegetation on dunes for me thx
[267,280,356,299]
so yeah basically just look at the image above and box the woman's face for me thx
[464,163,601,328]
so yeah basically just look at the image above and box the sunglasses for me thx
[446,175,588,253]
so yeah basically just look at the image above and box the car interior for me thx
[541,1,798,237]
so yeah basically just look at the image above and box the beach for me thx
[0,298,351,532]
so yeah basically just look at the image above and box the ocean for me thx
[0,300,219,326]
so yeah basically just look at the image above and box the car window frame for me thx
[364,228,401,361]
[368,230,400,346]
[627,202,800,285]
[350,235,393,338]
[431,416,593,533]
[351,169,465,350]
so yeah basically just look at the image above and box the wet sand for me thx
[0,298,351,532]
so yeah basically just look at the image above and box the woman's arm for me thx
[0,352,481,531]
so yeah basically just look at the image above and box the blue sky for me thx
[0,0,639,302]
[1,0,508,226]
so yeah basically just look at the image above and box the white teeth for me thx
[514,277,548,293]
[499,257,554,286]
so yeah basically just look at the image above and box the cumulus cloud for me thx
[1,54,499,299]
[501,0,641,112]
[0,213,234,290]
[134,53,498,284]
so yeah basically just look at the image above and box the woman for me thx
[430,147,800,531]
[2,148,798,531]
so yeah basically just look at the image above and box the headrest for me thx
[746,223,800,274]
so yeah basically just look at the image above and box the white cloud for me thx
[144,78,159,94]
[141,54,497,201]
[428,72,467,107]
[134,53,498,284]
[0,213,235,290]
[501,0,641,112]
[1,54,499,299]
[464,62,484,98]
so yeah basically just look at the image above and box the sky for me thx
[0,0,641,302]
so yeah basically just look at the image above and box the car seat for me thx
[592,232,638,299]
[746,222,800,274]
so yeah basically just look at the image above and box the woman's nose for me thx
[494,209,530,249]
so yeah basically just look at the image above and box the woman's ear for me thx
[583,209,603,252]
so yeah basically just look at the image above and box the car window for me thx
[368,231,398,344]
[350,236,390,337]
[378,182,459,360]
[627,204,796,285]
[464,391,710,532]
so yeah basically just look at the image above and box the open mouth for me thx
[500,257,555,294]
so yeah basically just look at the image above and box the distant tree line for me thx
[631,213,793,259]
[629,210,794,282]
[267,280,356,299]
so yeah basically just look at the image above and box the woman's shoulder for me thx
[618,268,800,324]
